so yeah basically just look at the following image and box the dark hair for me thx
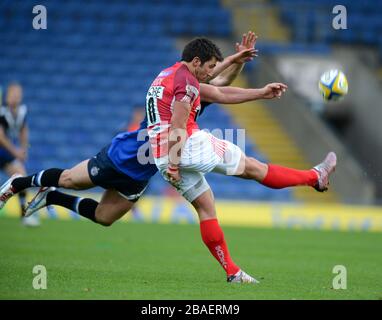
[181,37,223,64]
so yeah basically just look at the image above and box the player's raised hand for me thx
[235,31,258,61]
[230,48,257,64]
[260,83,288,99]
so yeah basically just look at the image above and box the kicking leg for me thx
[238,155,319,188]
[210,133,336,192]
[237,152,336,191]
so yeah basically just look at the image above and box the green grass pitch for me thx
[0,217,381,300]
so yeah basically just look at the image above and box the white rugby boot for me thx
[24,187,56,217]
[313,151,337,192]
[227,269,260,284]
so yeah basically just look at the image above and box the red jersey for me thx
[146,62,201,158]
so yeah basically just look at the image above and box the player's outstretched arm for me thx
[207,47,256,83]
[200,82,288,104]
[209,31,258,87]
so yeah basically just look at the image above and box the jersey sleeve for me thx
[173,67,200,105]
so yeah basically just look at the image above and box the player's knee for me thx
[95,208,120,227]
[195,207,216,221]
[59,169,80,189]
[243,157,267,180]
[191,193,216,221]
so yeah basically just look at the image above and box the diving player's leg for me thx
[13,159,94,191]
[1,159,94,198]
[59,160,95,189]
[94,189,135,226]
[0,159,96,209]
[24,145,148,225]
[25,187,135,226]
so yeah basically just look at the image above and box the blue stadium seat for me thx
[272,0,382,56]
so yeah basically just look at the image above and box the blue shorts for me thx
[87,146,148,202]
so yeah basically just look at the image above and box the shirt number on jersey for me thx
[146,86,164,127]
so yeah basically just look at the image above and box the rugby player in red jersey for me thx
[147,38,336,283]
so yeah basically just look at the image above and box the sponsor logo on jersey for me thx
[147,86,164,99]
[90,166,99,176]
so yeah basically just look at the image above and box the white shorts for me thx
[154,130,243,202]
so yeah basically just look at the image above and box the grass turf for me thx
[0,216,381,300]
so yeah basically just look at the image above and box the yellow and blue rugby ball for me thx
[318,69,348,101]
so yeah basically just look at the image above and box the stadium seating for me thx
[271,0,382,59]
[0,0,293,202]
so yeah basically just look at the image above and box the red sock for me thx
[200,218,240,277]
[262,164,318,189]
